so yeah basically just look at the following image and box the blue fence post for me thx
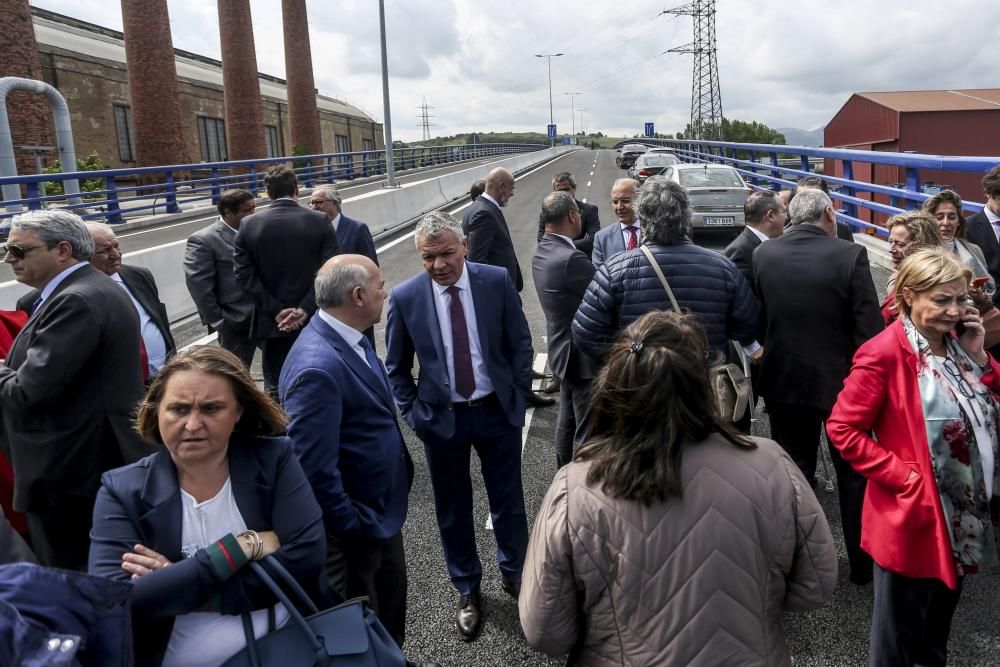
[769,151,780,189]
[25,182,41,210]
[247,164,258,194]
[905,167,921,201]
[210,166,221,205]
[325,158,334,183]
[164,171,180,214]
[106,176,123,224]
[800,155,810,175]
[841,160,858,219]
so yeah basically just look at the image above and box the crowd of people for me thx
[1,161,999,666]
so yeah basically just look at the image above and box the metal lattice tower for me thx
[667,0,724,140]
[417,96,434,142]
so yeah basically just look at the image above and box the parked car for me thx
[659,164,749,231]
[628,153,680,183]
[616,144,648,169]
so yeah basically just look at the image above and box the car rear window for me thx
[678,168,744,188]
[640,155,679,166]
[623,145,647,153]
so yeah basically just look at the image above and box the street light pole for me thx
[564,92,580,136]
[578,108,588,136]
[378,0,397,187]
[534,53,562,146]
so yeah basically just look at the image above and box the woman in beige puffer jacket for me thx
[519,310,838,666]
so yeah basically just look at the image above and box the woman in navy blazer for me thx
[88,347,326,666]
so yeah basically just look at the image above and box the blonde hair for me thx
[886,210,943,251]
[893,247,972,316]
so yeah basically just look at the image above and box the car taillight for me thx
[638,169,651,176]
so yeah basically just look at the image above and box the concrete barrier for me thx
[0,147,575,319]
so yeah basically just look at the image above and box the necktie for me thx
[626,225,639,251]
[30,296,42,316]
[446,285,476,399]
[359,336,390,394]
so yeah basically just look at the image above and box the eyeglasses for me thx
[610,198,633,206]
[308,200,327,208]
[3,243,47,260]
[941,356,985,425]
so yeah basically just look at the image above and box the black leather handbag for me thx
[220,556,405,667]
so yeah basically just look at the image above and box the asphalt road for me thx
[168,149,1000,666]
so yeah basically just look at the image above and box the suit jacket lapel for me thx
[418,275,448,372]
[466,263,490,353]
[312,317,395,409]
[9,265,91,366]
[228,440,270,529]
[138,451,183,561]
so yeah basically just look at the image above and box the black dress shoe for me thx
[531,369,548,380]
[456,588,482,642]
[541,376,561,394]
[526,391,556,408]
[500,576,521,601]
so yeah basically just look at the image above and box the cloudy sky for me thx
[30,0,1000,142]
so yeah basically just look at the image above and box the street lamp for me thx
[578,108,589,136]
[378,0,397,187]
[564,92,581,137]
[534,53,563,146]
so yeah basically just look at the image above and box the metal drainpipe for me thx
[0,77,81,212]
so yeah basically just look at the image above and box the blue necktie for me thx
[359,336,390,394]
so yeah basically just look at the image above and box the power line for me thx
[667,0,724,140]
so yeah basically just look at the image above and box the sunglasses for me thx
[3,243,47,260]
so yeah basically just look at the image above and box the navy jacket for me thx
[279,315,413,539]
[88,437,326,667]
[385,262,533,441]
[336,215,379,265]
[463,197,523,292]
[573,240,761,362]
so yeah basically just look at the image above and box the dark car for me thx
[616,144,648,170]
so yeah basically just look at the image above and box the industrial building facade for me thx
[22,7,383,172]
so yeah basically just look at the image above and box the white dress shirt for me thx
[746,225,770,243]
[317,309,368,366]
[479,192,501,210]
[619,220,642,248]
[550,232,576,248]
[111,272,168,375]
[984,206,1000,243]
[431,265,494,402]
[329,212,342,235]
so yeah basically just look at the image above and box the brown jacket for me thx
[520,435,837,666]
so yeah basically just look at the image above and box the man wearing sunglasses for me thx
[0,210,153,570]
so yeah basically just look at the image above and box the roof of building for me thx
[30,7,376,123]
[856,89,1000,112]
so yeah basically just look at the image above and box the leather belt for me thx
[452,392,498,409]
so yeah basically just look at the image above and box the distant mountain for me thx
[775,127,825,147]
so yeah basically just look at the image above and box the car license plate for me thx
[703,216,735,226]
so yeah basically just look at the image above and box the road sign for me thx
[561,137,571,145]
[644,122,654,137]
[547,124,557,140]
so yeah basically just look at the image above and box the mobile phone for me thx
[973,276,989,289]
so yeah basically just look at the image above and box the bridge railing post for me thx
[210,167,221,205]
[25,181,41,210]
[841,160,858,219]
[106,176,122,224]
[164,171,180,213]
[769,151,780,190]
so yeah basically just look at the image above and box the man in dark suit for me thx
[964,165,1000,297]
[280,255,418,657]
[184,189,260,368]
[385,212,533,642]
[591,178,641,266]
[794,177,854,242]
[0,210,152,569]
[234,165,339,398]
[535,172,601,258]
[532,191,597,467]
[463,167,522,291]
[724,189,786,288]
[308,185,378,263]
[753,188,883,585]
[86,222,175,378]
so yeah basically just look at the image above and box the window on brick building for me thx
[264,125,281,158]
[197,117,228,163]
[113,104,136,163]
[335,134,350,164]
[361,138,375,152]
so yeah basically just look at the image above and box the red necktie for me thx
[446,285,476,399]
[139,339,149,382]
[626,226,638,251]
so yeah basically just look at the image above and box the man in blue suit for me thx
[385,211,533,642]
[308,185,379,264]
[279,254,416,654]
[591,177,641,266]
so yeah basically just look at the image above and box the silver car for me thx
[628,153,680,183]
[660,164,749,230]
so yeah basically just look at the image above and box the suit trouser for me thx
[24,501,93,571]
[766,402,871,580]
[869,564,963,667]
[261,334,299,399]
[326,531,407,649]
[217,322,260,370]
[555,375,592,468]
[422,399,528,596]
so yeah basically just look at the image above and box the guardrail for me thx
[0,143,547,224]
[627,138,1000,238]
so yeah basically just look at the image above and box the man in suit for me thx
[532,191,597,467]
[385,212,532,642]
[964,165,1000,297]
[794,176,854,242]
[591,178,641,266]
[86,223,175,379]
[535,172,601,258]
[724,190,786,287]
[463,167,522,291]
[280,255,422,660]
[234,165,339,398]
[0,210,152,569]
[308,185,378,263]
[184,189,260,369]
[753,188,883,585]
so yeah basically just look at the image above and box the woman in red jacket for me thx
[828,247,1000,667]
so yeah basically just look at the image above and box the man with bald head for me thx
[280,254,417,656]
[86,222,175,378]
[591,178,641,266]
[463,167,522,291]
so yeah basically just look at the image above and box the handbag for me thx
[638,245,751,422]
[220,556,405,667]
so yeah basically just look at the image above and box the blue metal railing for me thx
[627,138,1000,238]
[0,143,547,224]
